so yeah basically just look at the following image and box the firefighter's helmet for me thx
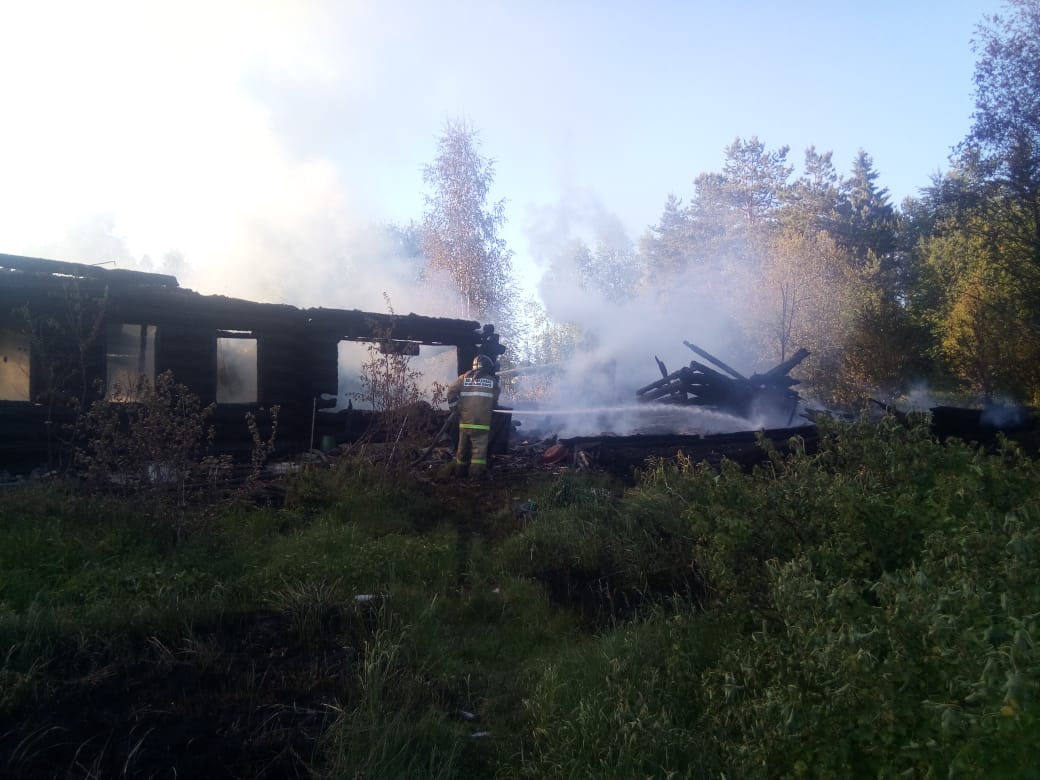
[472,354,495,374]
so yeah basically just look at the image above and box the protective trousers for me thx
[456,423,490,477]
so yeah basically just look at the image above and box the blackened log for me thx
[655,355,669,379]
[762,348,810,379]
[637,369,685,396]
[686,361,738,386]
[641,382,688,402]
[683,341,746,380]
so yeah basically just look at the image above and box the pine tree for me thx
[639,193,696,283]
[720,136,793,227]
[782,146,841,238]
[836,150,898,267]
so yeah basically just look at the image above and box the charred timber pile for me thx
[636,341,810,422]
[559,424,820,481]
[868,399,1040,456]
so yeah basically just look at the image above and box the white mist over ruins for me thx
[489,189,807,439]
[12,165,817,440]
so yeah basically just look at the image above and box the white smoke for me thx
[175,164,459,316]
[0,2,463,319]
[507,190,773,437]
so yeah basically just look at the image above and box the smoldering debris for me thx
[636,340,809,425]
[500,341,812,439]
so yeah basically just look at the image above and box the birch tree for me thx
[421,120,515,322]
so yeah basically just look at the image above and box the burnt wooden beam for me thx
[654,355,669,379]
[762,347,810,379]
[636,369,685,396]
[686,361,740,386]
[1,252,179,288]
[682,340,746,381]
[306,307,482,347]
[641,384,687,403]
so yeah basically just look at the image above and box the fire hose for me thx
[412,407,459,466]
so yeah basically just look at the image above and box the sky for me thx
[0,0,1007,320]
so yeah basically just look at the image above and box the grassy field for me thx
[2,416,1039,778]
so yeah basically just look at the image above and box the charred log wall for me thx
[0,253,493,472]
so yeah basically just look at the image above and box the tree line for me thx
[417,0,1040,409]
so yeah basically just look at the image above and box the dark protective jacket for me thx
[446,368,500,428]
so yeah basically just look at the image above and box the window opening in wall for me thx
[335,340,456,411]
[217,333,258,404]
[0,328,31,401]
[106,323,156,401]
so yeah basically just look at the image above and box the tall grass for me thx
[3,418,1039,778]
[0,458,582,777]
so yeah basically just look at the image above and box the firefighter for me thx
[445,354,500,479]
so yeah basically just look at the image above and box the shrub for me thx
[516,414,1040,777]
[697,505,1040,778]
[76,370,215,505]
[351,294,449,461]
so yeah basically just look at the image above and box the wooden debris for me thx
[636,341,810,422]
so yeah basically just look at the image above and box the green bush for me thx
[696,506,1040,778]
[517,414,1040,778]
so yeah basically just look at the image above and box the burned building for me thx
[1,253,504,472]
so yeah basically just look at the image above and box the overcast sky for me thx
[0,0,1005,313]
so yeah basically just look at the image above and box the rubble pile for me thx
[636,340,809,424]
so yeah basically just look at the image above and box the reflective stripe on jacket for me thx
[447,370,500,428]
